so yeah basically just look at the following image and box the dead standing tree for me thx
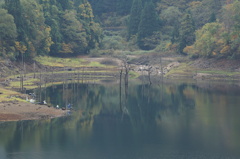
[159,56,164,80]
[146,65,153,85]
[119,68,123,112]
[118,56,131,113]
[122,58,131,87]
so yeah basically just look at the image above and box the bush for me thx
[154,41,172,52]
[89,49,101,57]
[101,35,125,50]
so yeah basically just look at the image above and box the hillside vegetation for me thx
[0,0,240,62]
[0,0,102,59]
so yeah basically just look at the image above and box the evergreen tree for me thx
[0,8,17,57]
[4,0,26,42]
[47,18,62,55]
[0,9,17,42]
[160,6,182,43]
[116,0,133,15]
[88,0,117,15]
[61,10,87,54]
[57,0,72,10]
[179,13,195,54]
[137,1,159,50]
[40,0,63,55]
[77,0,102,52]
[209,12,216,23]
[128,0,142,39]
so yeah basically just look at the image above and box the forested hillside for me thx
[0,0,240,61]
[89,0,240,58]
[0,0,102,60]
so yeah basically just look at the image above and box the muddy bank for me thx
[0,101,67,121]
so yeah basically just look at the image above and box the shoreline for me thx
[0,57,120,122]
[1,55,240,121]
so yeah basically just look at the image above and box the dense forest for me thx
[0,0,102,59]
[0,0,240,61]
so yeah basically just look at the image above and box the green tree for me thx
[160,6,182,43]
[77,0,102,52]
[221,1,240,57]
[137,1,160,50]
[88,0,116,15]
[47,18,62,55]
[192,22,223,57]
[0,8,17,57]
[116,0,133,15]
[4,0,26,42]
[128,0,143,39]
[61,10,88,54]
[77,0,94,22]
[57,0,72,10]
[21,0,53,56]
[43,4,63,55]
[189,0,222,29]
[179,13,195,54]
[185,1,240,58]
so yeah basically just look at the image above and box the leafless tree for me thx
[146,65,153,85]
[119,68,123,112]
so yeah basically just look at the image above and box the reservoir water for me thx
[1,80,240,159]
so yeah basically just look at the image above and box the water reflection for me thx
[1,81,240,158]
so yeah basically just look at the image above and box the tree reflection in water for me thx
[1,81,240,159]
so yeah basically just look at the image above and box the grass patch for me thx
[0,87,23,102]
[165,61,240,78]
[88,61,106,67]
[35,56,113,68]
[113,50,156,56]
[35,56,85,67]
[165,63,195,77]
[129,71,139,79]
[197,70,240,76]
[9,78,39,89]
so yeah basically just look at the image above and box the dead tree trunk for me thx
[160,57,164,81]
[147,66,153,85]
[20,72,24,92]
[33,62,36,79]
[39,71,42,102]
[119,69,123,112]
[122,59,130,87]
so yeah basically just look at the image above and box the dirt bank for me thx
[0,101,67,121]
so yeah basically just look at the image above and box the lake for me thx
[1,80,240,159]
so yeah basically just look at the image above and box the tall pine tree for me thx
[128,0,142,39]
[117,0,133,15]
[57,0,72,10]
[137,1,159,50]
[0,9,17,57]
[4,0,26,42]
[179,13,195,54]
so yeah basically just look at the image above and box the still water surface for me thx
[1,80,240,159]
